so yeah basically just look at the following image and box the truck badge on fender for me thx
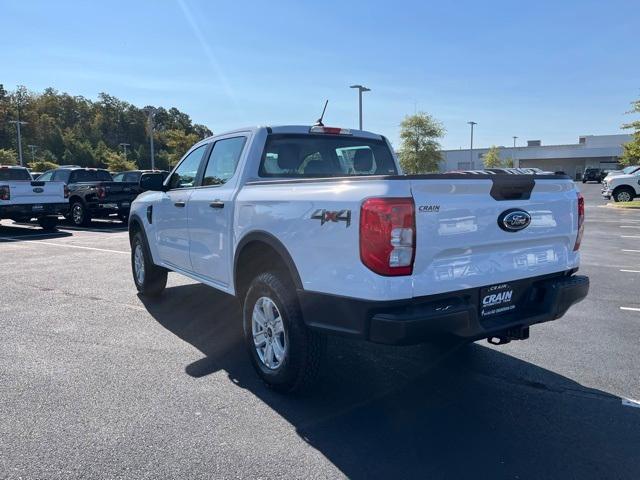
[311,209,351,227]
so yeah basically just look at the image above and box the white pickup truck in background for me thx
[128,125,589,392]
[601,165,640,202]
[0,165,69,230]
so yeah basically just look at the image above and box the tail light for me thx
[97,186,106,199]
[574,192,584,251]
[64,185,70,198]
[0,186,9,201]
[360,197,415,276]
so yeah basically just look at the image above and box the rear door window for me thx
[70,170,113,182]
[259,134,397,178]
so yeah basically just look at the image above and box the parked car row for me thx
[0,165,168,229]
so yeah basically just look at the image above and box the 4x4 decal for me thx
[311,209,351,227]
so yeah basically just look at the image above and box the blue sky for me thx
[2,0,638,149]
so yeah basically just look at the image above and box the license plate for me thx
[480,283,518,318]
[102,203,117,209]
[32,204,44,211]
[120,201,130,207]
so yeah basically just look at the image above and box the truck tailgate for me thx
[1,181,66,205]
[410,176,580,297]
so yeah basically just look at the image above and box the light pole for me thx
[119,143,130,159]
[467,121,477,168]
[512,136,518,167]
[9,119,28,166]
[147,109,156,170]
[350,84,371,130]
[28,144,38,162]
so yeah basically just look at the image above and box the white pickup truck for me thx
[0,165,69,230]
[128,125,589,392]
[601,165,640,202]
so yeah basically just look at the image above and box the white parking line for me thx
[620,226,640,229]
[620,307,640,312]
[619,269,640,273]
[0,237,128,254]
[622,249,640,253]
[621,235,640,239]
[622,398,640,408]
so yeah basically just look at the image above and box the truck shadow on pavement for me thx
[0,223,72,241]
[141,283,640,480]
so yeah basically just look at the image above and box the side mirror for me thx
[139,173,166,192]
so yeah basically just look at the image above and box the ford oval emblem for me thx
[33,187,44,193]
[498,208,531,232]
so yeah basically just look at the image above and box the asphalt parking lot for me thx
[1,182,639,480]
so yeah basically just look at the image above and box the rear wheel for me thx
[243,271,325,393]
[131,231,167,297]
[38,217,58,231]
[614,188,634,203]
[71,201,91,226]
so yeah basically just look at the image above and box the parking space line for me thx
[620,307,640,312]
[622,249,640,253]
[0,237,128,254]
[621,235,640,239]
[622,398,640,408]
[619,269,640,273]
[620,226,640,229]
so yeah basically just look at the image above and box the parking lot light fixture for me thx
[350,85,371,130]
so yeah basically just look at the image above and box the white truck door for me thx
[155,144,207,270]
[187,135,247,289]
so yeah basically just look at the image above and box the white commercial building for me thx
[440,134,632,180]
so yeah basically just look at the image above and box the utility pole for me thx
[147,109,156,170]
[512,136,518,167]
[28,144,38,162]
[119,143,130,159]
[349,85,371,130]
[8,118,28,166]
[467,121,477,168]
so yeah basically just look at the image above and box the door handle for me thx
[209,200,225,209]
[174,201,186,208]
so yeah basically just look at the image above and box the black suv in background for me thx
[37,167,140,226]
[583,168,605,183]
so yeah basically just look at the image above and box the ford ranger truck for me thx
[0,165,69,230]
[128,125,589,392]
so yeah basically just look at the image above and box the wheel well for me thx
[68,195,83,205]
[128,217,142,245]
[234,240,298,300]
[613,185,635,196]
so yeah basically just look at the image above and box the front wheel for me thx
[243,271,325,393]
[131,231,167,297]
[614,188,634,203]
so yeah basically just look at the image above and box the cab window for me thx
[168,145,207,189]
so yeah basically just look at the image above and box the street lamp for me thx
[349,84,371,130]
[467,121,477,168]
[147,108,157,170]
[512,136,518,167]
[8,119,28,166]
[119,143,130,159]
[28,144,38,162]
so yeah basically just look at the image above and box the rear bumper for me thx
[298,272,589,345]
[0,202,69,219]
[88,201,132,217]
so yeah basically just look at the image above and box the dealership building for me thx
[440,133,632,179]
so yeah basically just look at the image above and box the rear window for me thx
[0,168,31,181]
[259,134,397,178]
[113,172,141,182]
[71,169,113,182]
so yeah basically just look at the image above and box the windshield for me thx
[0,168,31,181]
[622,166,640,174]
[259,134,397,178]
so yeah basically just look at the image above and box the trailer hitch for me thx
[487,326,530,346]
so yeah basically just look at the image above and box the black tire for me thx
[38,217,58,231]
[70,201,91,226]
[613,187,635,203]
[582,179,586,183]
[131,231,167,297]
[242,271,325,393]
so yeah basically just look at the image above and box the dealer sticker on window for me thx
[480,283,517,318]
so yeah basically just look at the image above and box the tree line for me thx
[0,85,212,172]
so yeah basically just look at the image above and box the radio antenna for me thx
[315,100,328,126]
